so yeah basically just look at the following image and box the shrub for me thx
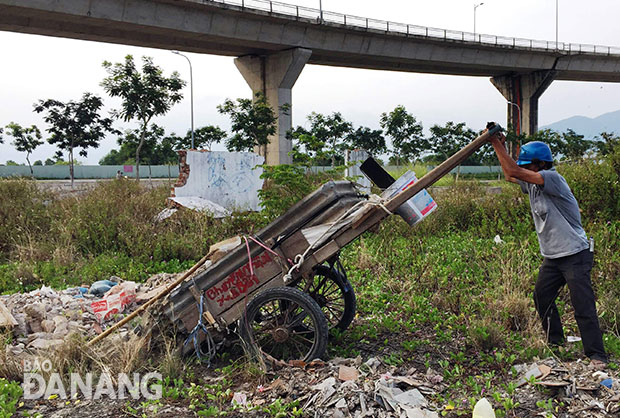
[558,152,619,221]
[258,164,343,220]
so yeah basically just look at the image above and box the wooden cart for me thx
[163,124,503,363]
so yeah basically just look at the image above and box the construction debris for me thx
[0,275,173,354]
[0,299,18,328]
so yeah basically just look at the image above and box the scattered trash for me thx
[154,207,177,222]
[0,300,18,328]
[493,235,504,244]
[472,398,496,418]
[91,282,136,322]
[600,378,613,389]
[0,271,182,355]
[89,280,118,296]
[338,365,359,381]
[374,375,437,417]
[231,392,247,406]
[168,196,231,218]
[567,335,582,343]
[592,371,609,381]
[516,364,551,387]
[364,357,381,374]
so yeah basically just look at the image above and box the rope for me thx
[367,193,393,216]
[183,292,216,365]
[282,193,392,282]
[245,235,293,266]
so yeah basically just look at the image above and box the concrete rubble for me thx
[229,356,444,418]
[0,273,182,356]
[508,357,620,417]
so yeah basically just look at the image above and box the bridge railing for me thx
[194,0,620,56]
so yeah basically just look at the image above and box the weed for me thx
[261,399,303,418]
[0,378,23,418]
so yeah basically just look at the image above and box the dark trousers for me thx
[533,248,607,362]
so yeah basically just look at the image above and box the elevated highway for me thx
[2,0,619,163]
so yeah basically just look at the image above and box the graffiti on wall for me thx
[172,151,264,213]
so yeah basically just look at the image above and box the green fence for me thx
[0,165,180,179]
[0,164,501,179]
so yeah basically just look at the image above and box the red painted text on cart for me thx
[206,252,274,307]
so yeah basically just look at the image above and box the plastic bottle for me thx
[472,398,496,418]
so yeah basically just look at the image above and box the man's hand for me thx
[488,131,506,145]
[483,128,506,145]
[494,132,506,145]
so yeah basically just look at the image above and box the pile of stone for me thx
[0,273,179,356]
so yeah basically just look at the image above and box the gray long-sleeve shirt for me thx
[518,169,589,259]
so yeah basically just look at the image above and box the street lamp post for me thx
[319,0,323,23]
[473,3,484,40]
[555,0,559,49]
[507,100,522,134]
[171,50,194,149]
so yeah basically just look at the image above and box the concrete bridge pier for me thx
[491,71,556,137]
[235,48,312,165]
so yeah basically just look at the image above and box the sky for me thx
[1,0,620,165]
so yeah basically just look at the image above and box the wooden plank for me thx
[279,230,311,262]
[313,239,341,265]
[203,251,283,317]
[349,125,501,233]
[0,301,17,327]
[385,125,500,211]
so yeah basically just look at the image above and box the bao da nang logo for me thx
[22,358,162,400]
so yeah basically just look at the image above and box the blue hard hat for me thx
[517,141,553,166]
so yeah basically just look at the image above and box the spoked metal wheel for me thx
[297,265,357,332]
[239,287,328,362]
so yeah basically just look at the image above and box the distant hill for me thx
[541,110,620,139]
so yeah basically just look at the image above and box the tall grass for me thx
[0,179,269,293]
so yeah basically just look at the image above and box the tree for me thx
[217,92,277,153]
[0,127,3,144]
[101,55,185,180]
[288,112,353,167]
[44,158,55,166]
[4,122,43,175]
[561,129,591,160]
[34,93,117,186]
[155,133,182,165]
[287,125,327,166]
[176,125,226,150]
[379,105,425,165]
[594,132,620,156]
[99,124,178,166]
[427,121,477,163]
[347,126,386,156]
[33,160,43,166]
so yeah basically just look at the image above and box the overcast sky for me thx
[1,0,619,165]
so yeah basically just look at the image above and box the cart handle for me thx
[385,122,503,212]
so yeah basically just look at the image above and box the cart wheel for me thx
[239,286,328,362]
[298,265,357,332]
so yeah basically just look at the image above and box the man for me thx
[489,133,608,368]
